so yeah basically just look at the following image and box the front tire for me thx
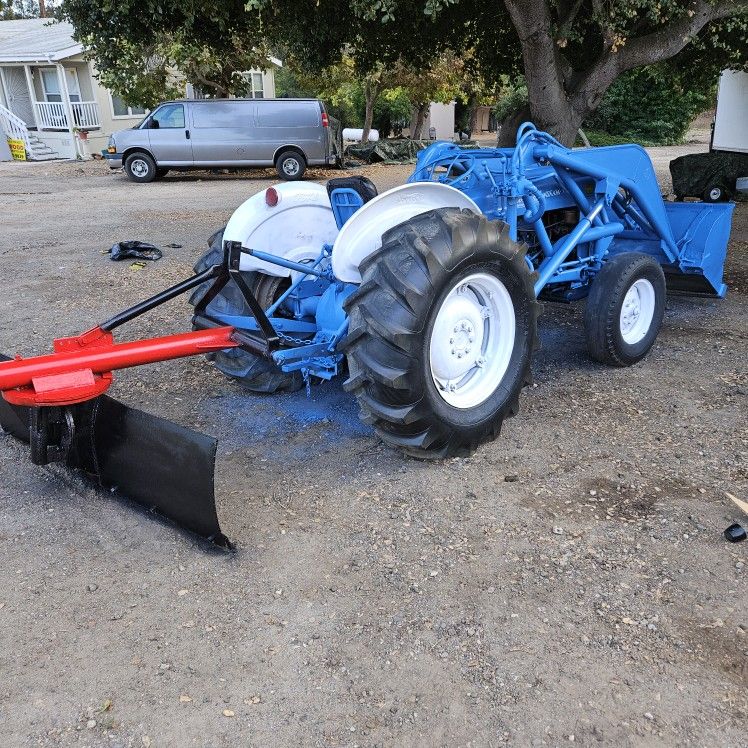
[124,152,157,183]
[344,208,539,459]
[584,252,666,367]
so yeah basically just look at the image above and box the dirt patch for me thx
[0,152,746,747]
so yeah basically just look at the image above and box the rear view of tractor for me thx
[0,123,736,546]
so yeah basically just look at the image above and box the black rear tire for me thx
[276,150,306,181]
[343,208,539,459]
[124,152,157,183]
[584,252,666,367]
[189,230,303,393]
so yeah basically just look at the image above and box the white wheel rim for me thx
[709,187,721,201]
[619,278,656,345]
[282,158,300,176]
[131,159,148,177]
[429,272,515,409]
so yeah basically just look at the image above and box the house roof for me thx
[0,18,82,63]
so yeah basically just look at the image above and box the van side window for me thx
[193,102,253,128]
[152,104,185,129]
[256,103,318,128]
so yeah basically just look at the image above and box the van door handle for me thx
[185,129,190,139]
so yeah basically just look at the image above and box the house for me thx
[0,18,277,161]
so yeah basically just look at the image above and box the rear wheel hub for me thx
[429,272,515,409]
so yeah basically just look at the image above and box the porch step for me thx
[28,152,60,161]
[27,132,60,161]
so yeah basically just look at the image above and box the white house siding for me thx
[87,60,144,155]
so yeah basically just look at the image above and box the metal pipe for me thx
[533,200,622,295]
[0,327,238,394]
[532,219,555,257]
[242,247,329,279]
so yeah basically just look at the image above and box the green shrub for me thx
[584,65,714,145]
[494,66,713,146]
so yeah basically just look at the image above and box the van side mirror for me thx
[149,119,160,129]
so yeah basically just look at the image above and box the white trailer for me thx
[712,70,748,155]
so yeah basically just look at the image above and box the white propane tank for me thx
[343,128,380,142]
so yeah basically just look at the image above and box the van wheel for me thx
[124,152,157,183]
[276,150,306,181]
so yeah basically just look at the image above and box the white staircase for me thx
[0,103,60,161]
[27,131,59,160]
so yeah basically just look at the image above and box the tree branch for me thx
[618,0,742,71]
[572,0,744,113]
[555,0,584,37]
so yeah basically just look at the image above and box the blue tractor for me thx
[189,123,734,457]
[0,124,736,544]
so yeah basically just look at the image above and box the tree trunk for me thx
[361,81,378,145]
[411,102,429,140]
[468,95,479,139]
[501,0,740,147]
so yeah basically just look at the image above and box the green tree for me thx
[59,0,747,144]
[59,0,270,107]
[254,0,747,145]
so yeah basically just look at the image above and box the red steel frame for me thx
[0,325,238,407]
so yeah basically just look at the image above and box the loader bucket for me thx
[0,355,231,549]
[664,201,735,297]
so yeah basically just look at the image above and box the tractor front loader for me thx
[0,124,735,547]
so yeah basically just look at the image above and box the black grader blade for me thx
[0,355,231,549]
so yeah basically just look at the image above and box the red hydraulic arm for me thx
[0,325,238,407]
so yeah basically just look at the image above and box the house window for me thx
[251,72,264,99]
[111,94,147,118]
[40,68,82,103]
[240,71,264,99]
[40,69,62,103]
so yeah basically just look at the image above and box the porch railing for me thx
[34,101,101,130]
[0,103,33,156]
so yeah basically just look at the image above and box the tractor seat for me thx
[327,176,379,229]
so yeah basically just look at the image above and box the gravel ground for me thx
[0,141,746,747]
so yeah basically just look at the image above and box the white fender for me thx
[223,182,339,277]
[331,183,481,284]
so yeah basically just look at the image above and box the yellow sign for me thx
[7,138,26,161]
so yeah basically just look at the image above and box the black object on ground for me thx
[724,523,747,543]
[109,241,163,261]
